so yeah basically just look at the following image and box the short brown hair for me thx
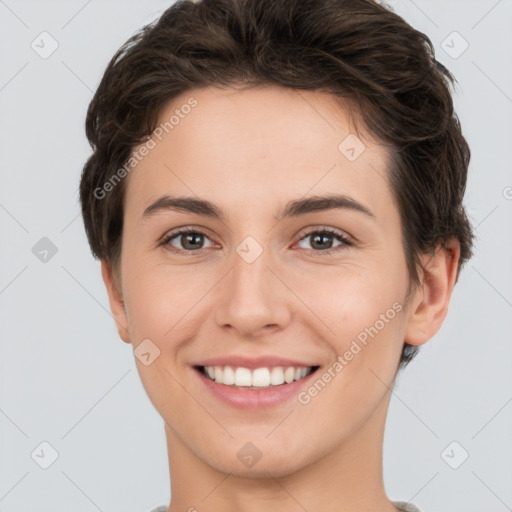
[79,0,474,371]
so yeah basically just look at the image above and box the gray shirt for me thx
[392,501,422,512]
[149,500,422,511]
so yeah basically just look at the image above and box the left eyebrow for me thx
[141,193,375,222]
[276,194,375,221]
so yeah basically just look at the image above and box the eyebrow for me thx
[142,194,375,222]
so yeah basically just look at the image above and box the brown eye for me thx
[162,229,212,252]
[296,228,352,254]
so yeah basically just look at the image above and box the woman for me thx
[79,0,473,510]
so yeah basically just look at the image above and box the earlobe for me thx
[100,259,131,344]
[404,239,461,346]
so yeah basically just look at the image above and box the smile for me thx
[196,365,319,389]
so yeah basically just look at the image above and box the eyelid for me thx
[161,225,353,242]
[160,226,215,251]
[295,225,353,244]
[293,226,353,255]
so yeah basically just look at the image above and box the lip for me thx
[193,365,320,410]
[192,355,318,370]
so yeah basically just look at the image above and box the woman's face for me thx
[105,84,422,477]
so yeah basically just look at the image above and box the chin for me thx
[208,455,304,479]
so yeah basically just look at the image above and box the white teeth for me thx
[223,366,235,385]
[202,365,315,388]
[270,367,284,385]
[252,368,271,387]
[284,367,295,383]
[234,367,252,386]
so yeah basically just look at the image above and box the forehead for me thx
[124,84,395,221]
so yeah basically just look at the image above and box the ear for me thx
[404,238,461,346]
[100,259,131,344]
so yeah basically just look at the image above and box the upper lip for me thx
[192,355,320,370]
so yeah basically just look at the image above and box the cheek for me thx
[297,264,405,329]
[122,259,216,345]
[305,299,405,422]
[294,263,408,381]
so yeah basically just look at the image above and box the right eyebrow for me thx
[142,195,225,221]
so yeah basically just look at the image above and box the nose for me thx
[213,244,292,339]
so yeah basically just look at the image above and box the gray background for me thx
[0,1,511,511]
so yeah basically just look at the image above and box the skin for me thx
[101,84,460,512]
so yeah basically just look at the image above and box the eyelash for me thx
[160,227,353,256]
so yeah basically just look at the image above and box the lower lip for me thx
[194,367,319,409]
